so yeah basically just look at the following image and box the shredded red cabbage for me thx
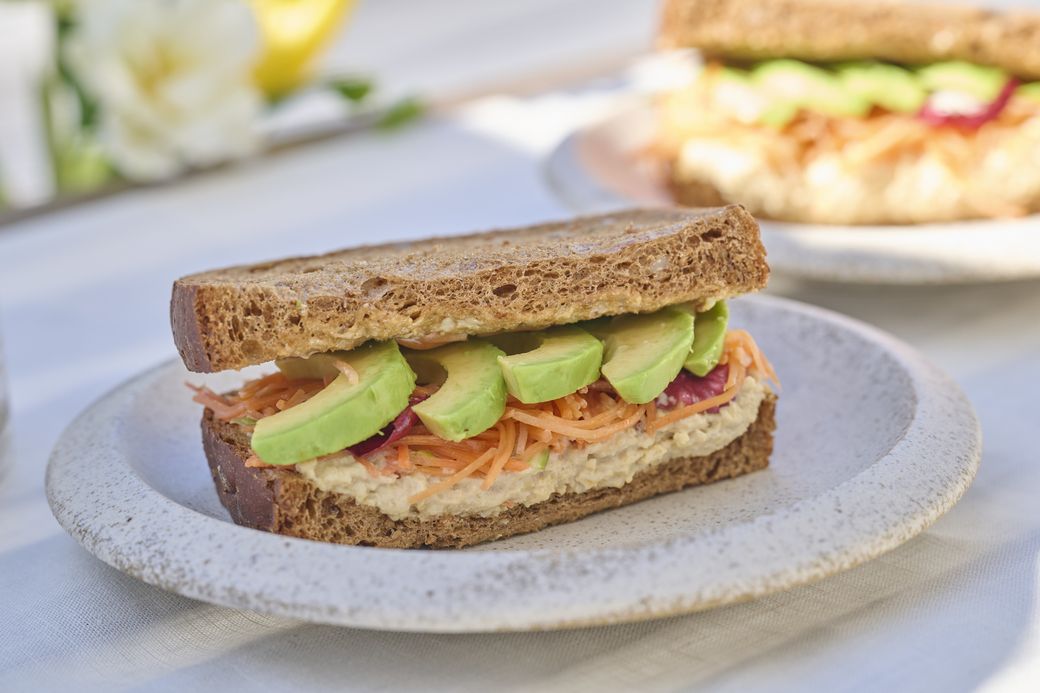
[348,394,427,457]
[657,364,730,412]
[917,78,1019,129]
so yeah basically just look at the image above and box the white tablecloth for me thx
[2,3,1040,691]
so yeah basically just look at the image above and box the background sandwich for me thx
[173,208,778,549]
[658,0,1040,225]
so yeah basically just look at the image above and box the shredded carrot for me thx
[514,424,528,456]
[482,421,516,490]
[415,465,454,476]
[521,441,549,462]
[356,456,381,478]
[396,444,412,472]
[408,448,496,505]
[646,385,741,434]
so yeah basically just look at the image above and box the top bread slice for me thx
[171,207,767,373]
[660,0,1040,80]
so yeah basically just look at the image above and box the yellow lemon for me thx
[250,0,357,98]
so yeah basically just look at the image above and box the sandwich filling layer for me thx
[190,301,778,518]
[658,59,1040,223]
[296,377,766,520]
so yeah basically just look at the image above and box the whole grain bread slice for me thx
[172,207,766,372]
[660,0,1040,79]
[202,394,776,549]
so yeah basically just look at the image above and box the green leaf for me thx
[377,97,425,131]
[329,77,374,103]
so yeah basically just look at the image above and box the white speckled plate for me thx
[545,102,1040,284]
[46,296,980,632]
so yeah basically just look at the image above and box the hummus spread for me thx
[296,377,767,520]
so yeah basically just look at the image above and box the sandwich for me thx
[172,207,778,549]
[657,0,1040,225]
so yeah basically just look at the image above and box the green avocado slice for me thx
[838,62,927,113]
[684,301,729,376]
[406,340,507,441]
[494,325,603,404]
[753,59,870,118]
[917,61,1007,102]
[712,66,800,128]
[599,306,695,404]
[251,341,416,465]
[1017,82,1040,102]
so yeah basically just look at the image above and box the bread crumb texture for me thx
[660,0,1040,80]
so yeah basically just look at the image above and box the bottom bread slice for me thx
[202,394,776,549]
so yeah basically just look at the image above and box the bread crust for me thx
[660,0,1040,79]
[171,208,767,373]
[202,395,776,549]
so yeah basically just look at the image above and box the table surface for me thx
[2,2,1040,691]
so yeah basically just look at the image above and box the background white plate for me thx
[544,103,1040,284]
[45,296,980,632]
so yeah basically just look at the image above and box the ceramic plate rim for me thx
[45,295,981,632]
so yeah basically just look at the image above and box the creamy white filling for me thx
[295,377,767,520]
[672,115,1040,224]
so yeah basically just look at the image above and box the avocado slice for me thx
[599,306,695,404]
[494,325,603,404]
[759,101,800,128]
[685,301,729,376]
[713,65,800,127]
[251,341,416,465]
[839,62,927,113]
[918,61,1007,102]
[406,341,508,441]
[753,59,871,118]
[1017,82,1040,102]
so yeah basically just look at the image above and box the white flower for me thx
[66,0,263,181]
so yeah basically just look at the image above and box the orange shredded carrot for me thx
[408,448,496,505]
[482,421,516,490]
[415,465,455,476]
[413,456,468,470]
[514,424,528,456]
[396,444,412,472]
[521,441,549,462]
[188,384,250,420]
[646,385,741,434]
[357,456,381,478]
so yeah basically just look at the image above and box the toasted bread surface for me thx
[660,0,1040,79]
[202,394,776,549]
[172,208,766,372]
